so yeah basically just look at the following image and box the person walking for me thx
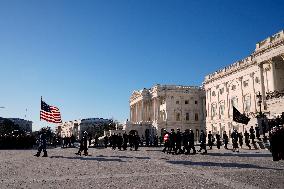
[250,126,256,144]
[223,131,229,149]
[34,128,48,157]
[207,131,214,150]
[198,130,207,154]
[162,131,170,153]
[231,129,239,152]
[244,130,251,149]
[238,132,243,148]
[216,133,221,149]
[188,129,196,154]
[76,131,88,156]
[175,128,182,154]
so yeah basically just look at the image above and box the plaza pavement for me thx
[0,146,283,189]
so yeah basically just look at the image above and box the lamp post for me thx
[256,91,262,115]
[256,91,267,139]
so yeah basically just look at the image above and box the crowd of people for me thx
[160,123,284,160]
[103,132,141,151]
[0,133,35,149]
[32,113,284,161]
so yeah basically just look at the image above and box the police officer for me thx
[183,129,189,154]
[76,131,88,156]
[34,128,48,157]
[216,133,221,149]
[223,131,229,149]
[250,126,256,144]
[198,130,207,154]
[231,129,239,152]
[122,132,128,150]
[169,129,176,154]
[208,131,214,150]
[104,135,109,148]
[244,130,251,149]
[188,129,196,154]
[175,128,182,154]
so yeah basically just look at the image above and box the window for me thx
[255,77,259,83]
[176,113,180,121]
[211,104,216,117]
[243,80,249,87]
[231,85,236,90]
[185,100,189,104]
[231,97,238,109]
[195,113,199,121]
[176,101,179,104]
[195,100,198,104]
[186,113,189,121]
[220,88,224,95]
[220,104,225,115]
[244,95,251,112]
[212,91,216,96]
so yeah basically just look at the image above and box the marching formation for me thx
[104,132,141,151]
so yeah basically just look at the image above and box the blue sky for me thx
[0,0,283,131]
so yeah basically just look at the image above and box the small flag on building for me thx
[233,106,250,125]
[40,98,62,123]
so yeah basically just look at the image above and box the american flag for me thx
[40,99,62,123]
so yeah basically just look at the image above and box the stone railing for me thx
[266,90,284,100]
[204,56,254,82]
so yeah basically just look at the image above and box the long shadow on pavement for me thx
[99,155,151,160]
[166,160,283,171]
[205,152,271,158]
[50,155,126,162]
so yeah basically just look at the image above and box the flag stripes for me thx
[40,99,62,123]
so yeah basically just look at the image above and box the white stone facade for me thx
[56,118,112,139]
[203,30,284,135]
[127,85,206,137]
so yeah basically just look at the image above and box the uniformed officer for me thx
[34,128,48,157]
[198,130,207,154]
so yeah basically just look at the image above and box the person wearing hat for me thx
[34,128,48,157]
[231,129,239,152]
[175,128,182,154]
[188,129,196,154]
[76,131,89,156]
[198,130,207,154]
[169,129,176,154]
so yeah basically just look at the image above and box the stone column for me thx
[130,106,132,122]
[268,59,277,91]
[141,100,144,122]
[225,82,230,118]
[259,63,266,108]
[238,76,244,112]
[135,103,138,123]
[250,72,257,112]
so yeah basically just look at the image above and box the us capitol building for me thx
[125,85,205,137]
[126,30,284,137]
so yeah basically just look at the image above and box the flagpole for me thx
[40,96,42,121]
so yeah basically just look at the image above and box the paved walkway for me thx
[0,147,283,188]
